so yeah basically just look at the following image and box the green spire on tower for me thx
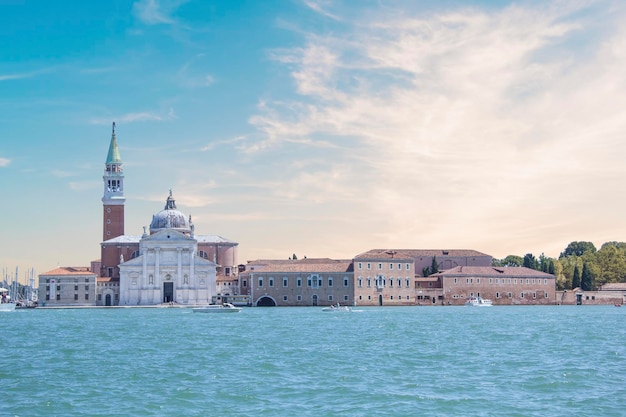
[106,122,122,164]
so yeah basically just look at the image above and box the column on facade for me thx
[155,247,160,284]
[190,248,195,284]
[142,247,148,287]
[177,247,183,286]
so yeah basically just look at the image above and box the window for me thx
[297,295,302,301]
[378,263,382,270]
[328,278,333,287]
[283,277,288,287]
[283,296,288,301]
[297,278,302,287]
[258,278,263,287]
[507,292,512,298]
[269,278,274,287]
[85,285,89,291]
[544,292,548,298]
[367,263,371,270]
[398,279,402,288]
[496,292,500,298]
[343,277,349,287]
[520,292,524,298]
[389,263,393,270]
[367,278,371,288]
[199,251,209,259]
[358,278,362,288]
[85,294,89,300]
[406,279,410,287]
[406,263,410,270]
[74,294,78,300]
[56,294,60,300]
[389,278,393,288]
[454,278,458,284]
[107,267,113,277]
[406,295,410,300]
[532,292,536,299]
[242,280,247,287]
[358,262,362,269]
[477,278,480,284]
[75,285,78,291]
[328,295,333,301]
[398,263,402,270]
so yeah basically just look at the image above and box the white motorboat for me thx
[192,303,242,313]
[321,303,352,312]
[465,297,493,307]
[0,302,16,312]
[0,288,15,312]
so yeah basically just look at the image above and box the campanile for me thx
[102,122,125,242]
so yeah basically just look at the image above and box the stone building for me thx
[431,266,556,305]
[38,267,97,307]
[239,258,354,306]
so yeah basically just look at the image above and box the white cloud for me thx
[249,1,626,257]
[133,0,181,25]
[0,157,10,167]
[90,108,176,125]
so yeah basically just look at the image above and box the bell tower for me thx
[102,122,125,242]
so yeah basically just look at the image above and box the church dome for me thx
[149,191,192,234]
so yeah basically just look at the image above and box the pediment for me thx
[142,229,194,242]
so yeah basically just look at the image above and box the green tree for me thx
[431,257,439,274]
[560,241,597,258]
[572,265,581,289]
[292,253,298,260]
[581,262,593,291]
[523,253,539,270]
[501,255,523,267]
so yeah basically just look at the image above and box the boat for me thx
[321,303,352,312]
[192,303,241,313]
[465,296,493,307]
[0,288,15,312]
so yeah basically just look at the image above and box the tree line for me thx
[492,241,626,291]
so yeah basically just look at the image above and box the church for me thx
[97,123,239,306]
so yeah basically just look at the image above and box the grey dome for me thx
[149,191,191,234]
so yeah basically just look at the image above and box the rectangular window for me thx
[367,278,371,288]
[283,295,288,301]
[520,292,524,298]
[328,278,333,287]
[46,294,50,301]
[343,278,349,287]
[328,295,333,301]
[389,263,393,270]
[269,278,274,287]
[496,292,500,298]
[258,278,263,287]
[508,292,512,298]
[398,279,402,288]
[74,294,78,300]
[358,262,362,269]
[343,295,348,301]
[242,280,247,287]
[398,263,402,270]
[389,279,393,288]
[406,279,410,287]
[378,263,382,270]
[367,263,371,270]
[297,295,302,301]
[358,278,362,288]
[297,278,302,287]
[85,285,89,291]
[532,292,536,299]
[406,263,410,270]
[85,294,89,300]
[74,285,78,291]
[544,292,548,298]
[283,277,288,287]
[477,278,480,284]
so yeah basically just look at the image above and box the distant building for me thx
[239,258,354,306]
[38,267,97,307]
[431,266,556,305]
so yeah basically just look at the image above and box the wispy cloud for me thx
[201,135,246,151]
[249,1,626,256]
[132,0,184,25]
[90,107,176,125]
[303,0,342,21]
[0,157,10,167]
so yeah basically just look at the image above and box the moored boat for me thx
[192,303,241,313]
[465,296,493,307]
[0,288,15,312]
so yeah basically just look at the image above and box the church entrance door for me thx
[163,282,174,303]
[105,294,111,306]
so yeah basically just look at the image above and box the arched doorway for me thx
[378,294,383,306]
[257,296,276,307]
[105,294,112,306]
[312,294,318,306]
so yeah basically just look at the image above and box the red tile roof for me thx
[432,266,554,278]
[245,258,354,273]
[354,249,491,259]
[40,267,96,276]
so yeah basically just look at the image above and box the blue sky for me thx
[2,0,625,280]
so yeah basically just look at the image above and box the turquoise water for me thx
[2,306,625,416]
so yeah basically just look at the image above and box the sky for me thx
[2,0,626,281]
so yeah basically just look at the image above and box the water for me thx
[2,306,625,416]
